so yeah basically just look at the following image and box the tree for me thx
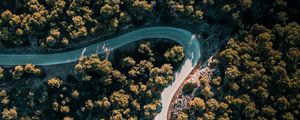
[177,111,188,120]
[200,86,214,99]
[138,42,154,57]
[96,97,111,109]
[274,22,300,46]
[75,54,114,83]
[102,98,111,109]
[128,60,153,78]
[110,90,130,108]
[131,100,141,111]
[52,102,59,111]
[243,102,258,118]
[2,107,17,120]
[46,36,56,46]
[110,109,124,120]
[183,82,198,94]
[129,0,153,21]
[63,116,73,120]
[24,64,42,76]
[276,96,289,110]
[60,106,70,113]
[225,65,240,80]
[164,45,185,63]
[119,11,132,24]
[130,84,139,95]
[282,112,295,120]
[69,15,87,39]
[149,64,174,88]
[287,47,300,63]
[240,0,252,9]
[230,82,240,92]
[262,106,276,117]
[112,70,127,84]
[211,76,222,86]
[12,65,23,80]
[97,59,113,75]
[1,10,12,22]
[221,4,232,13]
[206,98,220,111]
[47,77,63,88]
[0,27,10,42]
[220,47,240,66]
[85,100,94,110]
[50,27,61,39]
[61,37,69,46]
[184,5,194,15]
[15,28,23,36]
[143,100,161,118]
[218,102,229,112]
[194,10,204,20]
[189,97,205,110]
[204,112,215,120]
[71,89,79,98]
[100,4,115,17]
[121,57,136,68]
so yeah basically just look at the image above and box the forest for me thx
[0,0,300,120]
[172,0,300,120]
[175,22,300,120]
[1,0,298,49]
[0,40,185,119]
[0,0,204,49]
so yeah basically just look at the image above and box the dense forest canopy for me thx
[0,0,300,120]
[1,0,297,49]
[177,22,300,120]
[172,0,300,120]
[0,41,185,119]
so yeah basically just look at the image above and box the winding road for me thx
[0,27,201,120]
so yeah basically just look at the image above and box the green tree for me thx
[75,54,114,83]
[24,64,42,76]
[164,45,185,63]
[243,102,258,118]
[110,90,130,108]
[138,42,154,57]
[2,107,17,120]
[282,112,295,120]
[262,106,276,117]
[12,65,23,80]
[276,96,289,110]
[177,111,188,120]
[183,82,198,94]
[121,57,136,68]
[206,98,220,111]
[143,100,161,118]
[110,109,124,120]
[47,77,63,88]
[85,100,94,110]
[129,0,153,21]
[189,97,205,110]
[1,10,13,22]
[149,64,174,88]
[128,60,153,78]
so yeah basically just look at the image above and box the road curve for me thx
[0,27,201,120]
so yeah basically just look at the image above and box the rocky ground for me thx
[168,20,232,117]
[170,56,218,118]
